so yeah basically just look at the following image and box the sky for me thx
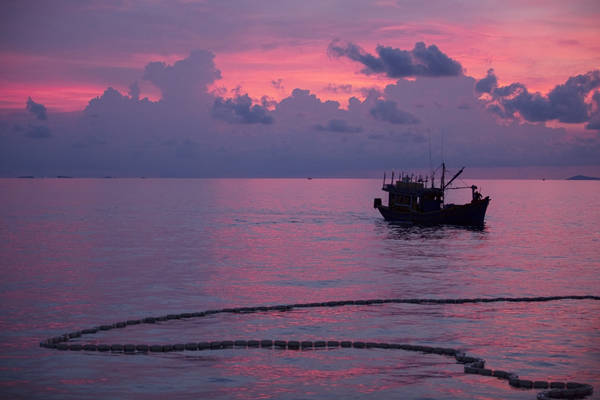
[1,0,599,178]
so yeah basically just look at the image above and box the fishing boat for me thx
[373,164,490,226]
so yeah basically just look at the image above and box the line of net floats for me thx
[40,295,599,399]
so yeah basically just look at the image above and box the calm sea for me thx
[1,178,599,399]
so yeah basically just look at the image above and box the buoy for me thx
[136,344,148,352]
[40,295,599,400]
[110,344,123,352]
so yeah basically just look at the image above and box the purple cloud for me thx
[314,119,362,133]
[475,69,498,94]
[324,83,353,93]
[1,50,599,178]
[328,40,463,78]
[26,97,47,120]
[213,94,273,124]
[587,91,600,130]
[143,50,221,103]
[486,70,600,126]
[370,99,419,124]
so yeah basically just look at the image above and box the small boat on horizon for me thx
[373,163,490,226]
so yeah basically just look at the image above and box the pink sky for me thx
[0,0,599,177]
[1,0,599,111]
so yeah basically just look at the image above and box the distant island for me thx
[566,175,600,180]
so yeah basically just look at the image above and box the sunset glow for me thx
[1,0,599,177]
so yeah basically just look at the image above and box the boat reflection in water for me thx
[374,163,490,227]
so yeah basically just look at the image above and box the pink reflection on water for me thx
[1,179,599,399]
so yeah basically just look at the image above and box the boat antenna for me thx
[382,171,386,188]
[391,171,395,184]
[441,162,446,191]
[441,129,445,165]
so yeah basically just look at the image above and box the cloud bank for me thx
[0,43,598,177]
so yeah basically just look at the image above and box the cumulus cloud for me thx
[475,69,498,93]
[587,91,600,130]
[370,99,419,124]
[128,81,140,100]
[26,97,47,120]
[315,119,362,133]
[328,40,463,78]
[212,94,273,124]
[143,50,221,103]
[486,70,600,126]
[2,49,599,178]
[85,87,143,115]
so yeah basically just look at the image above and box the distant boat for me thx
[373,163,490,226]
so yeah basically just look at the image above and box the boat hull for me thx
[376,197,490,226]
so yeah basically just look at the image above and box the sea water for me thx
[1,178,599,399]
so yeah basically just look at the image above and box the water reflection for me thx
[1,178,599,400]
[379,220,487,239]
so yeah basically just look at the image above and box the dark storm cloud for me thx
[212,94,274,124]
[24,125,51,139]
[314,119,362,133]
[475,69,498,93]
[26,97,47,120]
[370,99,419,124]
[328,40,463,78]
[489,70,600,125]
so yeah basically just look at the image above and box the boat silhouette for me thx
[373,163,490,226]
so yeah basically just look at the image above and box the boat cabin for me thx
[381,176,443,213]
